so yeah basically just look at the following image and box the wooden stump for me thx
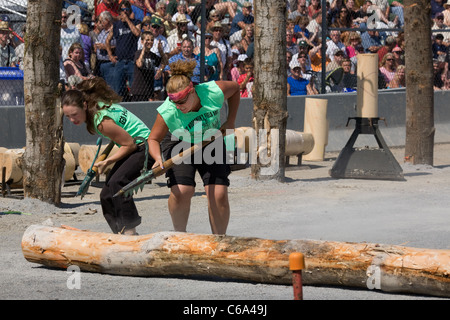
[21,224,450,298]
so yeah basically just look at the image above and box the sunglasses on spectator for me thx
[386,58,394,61]
[151,24,160,28]
[298,55,307,58]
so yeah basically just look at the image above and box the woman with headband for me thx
[148,60,240,235]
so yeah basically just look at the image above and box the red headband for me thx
[168,82,194,102]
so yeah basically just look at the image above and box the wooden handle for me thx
[91,141,115,174]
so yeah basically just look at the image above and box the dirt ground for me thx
[1,143,449,301]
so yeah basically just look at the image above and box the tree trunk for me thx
[22,1,64,205]
[251,0,288,181]
[404,0,434,165]
[22,224,450,298]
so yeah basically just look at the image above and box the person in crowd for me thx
[329,0,346,24]
[361,28,383,53]
[165,38,202,84]
[308,0,322,20]
[78,23,94,70]
[106,0,142,100]
[297,52,313,81]
[288,0,308,20]
[0,20,18,67]
[229,1,254,36]
[130,31,164,101]
[286,29,299,56]
[389,0,404,27]
[191,0,217,25]
[443,0,450,26]
[95,0,120,19]
[147,59,240,235]
[152,1,174,37]
[95,11,116,85]
[388,64,405,88]
[391,45,404,65]
[293,15,312,43]
[60,8,82,62]
[149,16,170,100]
[167,14,195,56]
[194,32,222,81]
[379,52,397,84]
[326,30,346,62]
[237,58,254,98]
[206,9,222,34]
[432,33,448,62]
[64,42,93,80]
[286,50,293,77]
[212,0,238,21]
[433,59,445,89]
[62,77,155,235]
[326,49,346,72]
[230,53,247,82]
[130,0,156,21]
[341,57,357,91]
[331,6,353,28]
[432,13,450,44]
[431,0,445,19]
[292,40,313,70]
[240,24,254,54]
[210,22,233,80]
[15,25,25,69]
[287,59,317,96]
[171,1,195,33]
[307,11,323,40]
[138,16,152,50]
[345,31,362,60]
[378,35,396,63]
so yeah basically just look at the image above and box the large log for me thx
[21,224,450,298]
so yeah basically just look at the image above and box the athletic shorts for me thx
[161,133,231,188]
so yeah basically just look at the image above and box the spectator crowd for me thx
[1,0,450,102]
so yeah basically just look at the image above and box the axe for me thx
[76,139,115,199]
[114,129,228,198]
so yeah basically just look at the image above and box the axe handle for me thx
[150,129,227,179]
[91,141,115,174]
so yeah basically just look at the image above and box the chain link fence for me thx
[0,0,448,106]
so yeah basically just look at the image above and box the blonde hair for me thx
[166,60,197,93]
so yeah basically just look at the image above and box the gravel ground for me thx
[1,144,449,305]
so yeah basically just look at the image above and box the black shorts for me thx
[161,133,231,188]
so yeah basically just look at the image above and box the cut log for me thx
[78,144,119,175]
[303,98,328,161]
[285,130,314,156]
[0,148,24,186]
[0,145,76,185]
[234,127,314,160]
[63,143,76,182]
[21,224,450,298]
[66,143,80,166]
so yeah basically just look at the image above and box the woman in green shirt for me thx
[148,60,240,235]
[62,77,154,235]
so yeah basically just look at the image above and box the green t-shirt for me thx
[94,102,151,147]
[157,81,225,144]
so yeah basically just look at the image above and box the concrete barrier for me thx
[1,89,450,152]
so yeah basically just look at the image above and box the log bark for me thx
[22,224,450,298]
